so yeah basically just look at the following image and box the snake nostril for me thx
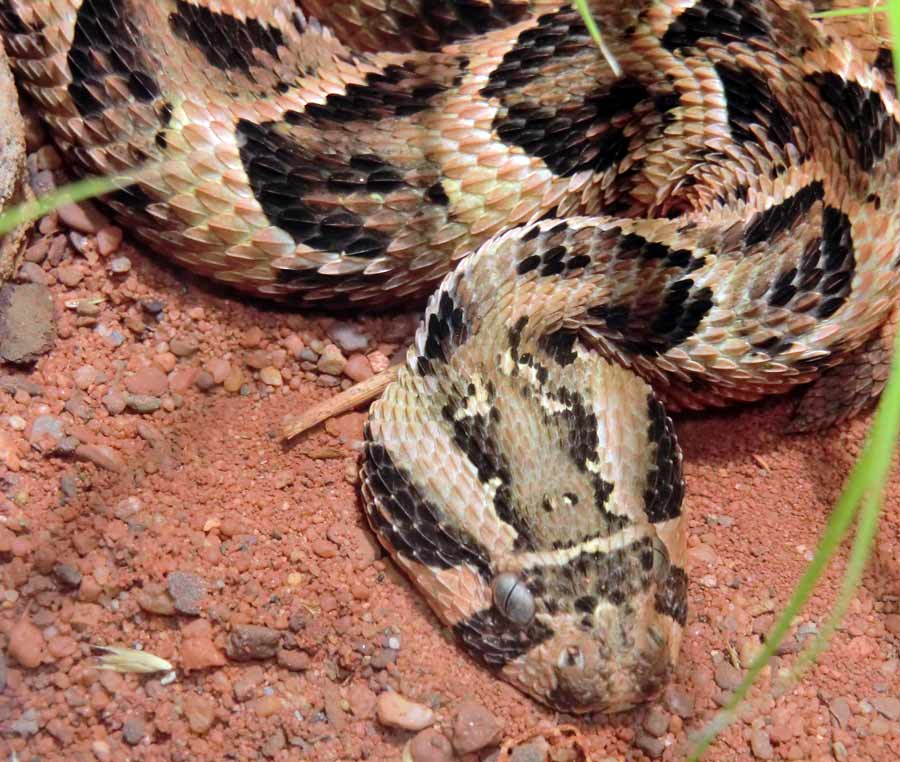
[492,573,535,626]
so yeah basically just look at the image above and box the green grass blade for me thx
[0,164,162,238]
[574,0,622,76]
[810,6,885,19]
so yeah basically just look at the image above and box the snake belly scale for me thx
[2,0,899,712]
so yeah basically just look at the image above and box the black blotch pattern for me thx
[420,291,469,364]
[574,595,597,613]
[491,80,651,177]
[591,279,714,357]
[744,181,824,247]
[420,1,530,47]
[364,437,493,579]
[426,182,450,205]
[453,607,554,668]
[765,206,855,319]
[807,72,899,170]
[0,4,30,34]
[108,184,154,212]
[618,233,697,268]
[661,0,771,51]
[237,120,413,258]
[441,395,536,551]
[875,48,896,91]
[576,538,657,605]
[537,331,578,366]
[643,397,684,523]
[68,0,161,117]
[168,0,284,73]
[297,65,445,124]
[654,565,688,626]
[714,62,796,149]
[481,8,592,98]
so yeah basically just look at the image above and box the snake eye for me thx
[492,573,535,626]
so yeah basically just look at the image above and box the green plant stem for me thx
[574,0,622,76]
[0,173,134,237]
[810,6,885,19]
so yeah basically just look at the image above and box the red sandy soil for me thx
[0,163,898,762]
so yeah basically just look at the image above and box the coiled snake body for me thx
[3,0,899,712]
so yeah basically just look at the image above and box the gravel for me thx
[226,624,281,660]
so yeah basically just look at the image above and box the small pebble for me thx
[170,335,199,357]
[260,366,282,386]
[750,728,774,760]
[183,693,216,735]
[137,584,177,616]
[95,323,125,348]
[29,414,65,452]
[52,563,82,589]
[509,737,550,762]
[126,394,162,413]
[227,624,281,661]
[101,388,127,415]
[75,443,125,472]
[409,728,455,762]
[240,326,264,348]
[181,637,226,671]
[450,700,503,754]
[8,615,45,668]
[276,648,310,672]
[206,358,231,383]
[73,364,97,390]
[327,322,369,353]
[97,226,123,256]
[317,344,347,375]
[872,696,900,721]
[126,366,169,396]
[344,353,373,382]
[108,256,132,274]
[635,732,665,758]
[168,570,207,615]
[376,691,436,731]
[642,705,669,737]
[56,264,84,287]
[0,283,57,363]
[714,661,742,691]
[57,200,108,234]
[122,717,146,746]
[664,685,694,718]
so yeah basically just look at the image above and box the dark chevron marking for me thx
[590,280,715,358]
[491,80,652,177]
[68,0,160,117]
[744,181,824,247]
[440,391,538,551]
[421,1,531,47]
[763,203,855,320]
[481,8,592,98]
[237,118,434,260]
[807,72,900,170]
[420,291,469,364]
[168,0,284,73]
[661,0,772,51]
[715,61,797,149]
[643,397,684,524]
[293,65,445,124]
[364,438,493,579]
